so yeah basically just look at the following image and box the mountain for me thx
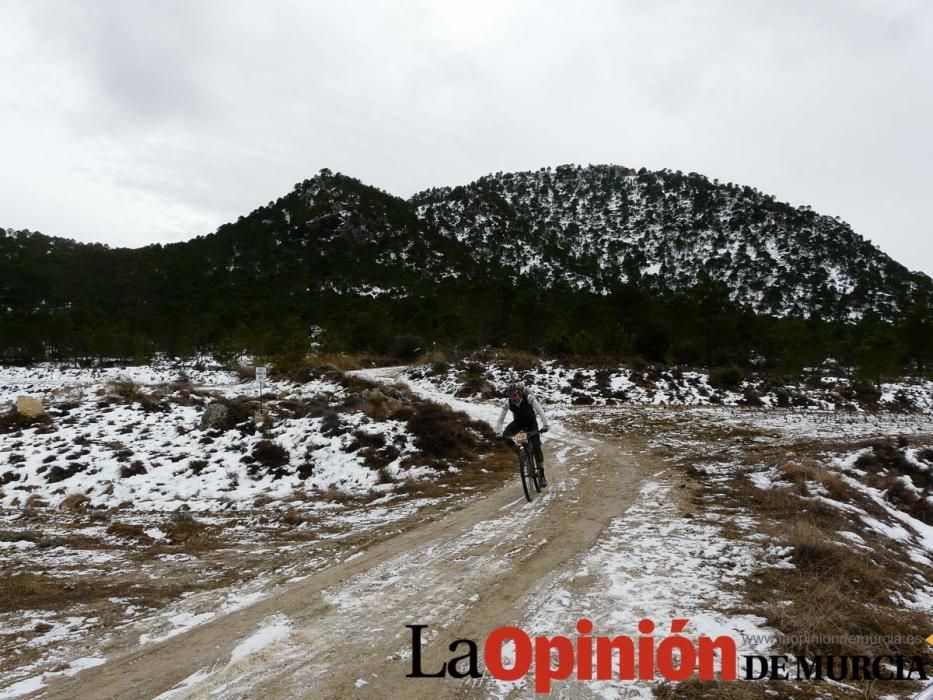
[2,166,931,368]
[412,164,931,321]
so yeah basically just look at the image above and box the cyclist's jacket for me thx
[496,390,549,434]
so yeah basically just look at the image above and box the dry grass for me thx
[677,424,933,689]
[0,571,183,613]
[24,494,48,508]
[396,449,516,499]
[395,478,451,499]
[0,572,64,612]
[494,348,541,372]
[655,678,856,699]
[275,352,392,378]
[280,510,305,527]
[0,565,241,620]
[318,487,368,505]
[106,522,154,543]
[414,350,450,367]
[163,518,210,546]
[58,493,90,512]
[778,462,853,500]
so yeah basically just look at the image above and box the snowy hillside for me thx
[406,354,933,412]
[0,360,503,512]
[413,165,931,320]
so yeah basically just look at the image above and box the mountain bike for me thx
[503,430,543,502]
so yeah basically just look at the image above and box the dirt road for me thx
[39,378,661,699]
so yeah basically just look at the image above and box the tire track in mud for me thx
[39,388,659,700]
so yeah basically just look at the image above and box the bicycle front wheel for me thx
[518,449,534,502]
[526,446,542,492]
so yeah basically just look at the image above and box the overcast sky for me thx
[1,1,931,275]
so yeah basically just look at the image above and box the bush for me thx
[59,493,90,512]
[496,349,540,372]
[47,462,85,483]
[389,334,424,361]
[405,401,494,461]
[708,366,744,389]
[252,440,289,468]
[788,520,843,571]
[164,518,207,544]
[740,388,764,407]
[851,379,881,405]
[189,459,208,475]
[106,522,153,542]
[120,460,148,478]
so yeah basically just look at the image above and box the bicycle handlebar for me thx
[499,429,543,441]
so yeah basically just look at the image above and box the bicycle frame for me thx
[505,430,542,501]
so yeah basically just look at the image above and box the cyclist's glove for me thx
[539,426,549,434]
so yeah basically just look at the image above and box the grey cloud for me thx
[0,0,930,275]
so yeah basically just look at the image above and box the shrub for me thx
[320,410,345,437]
[349,430,386,450]
[120,461,148,478]
[164,518,207,544]
[405,401,494,461]
[787,520,843,571]
[389,334,424,361]
[47,463,85,483]
[708,366,744,389]
[105,380,146,403]
[740,388,764,407]
[851,379,881,405]
[106,522,153,542]
[496,349,540,372]
[24,494,47,509]
[281,511,304,527]
[59,493,90,512]
[189,459,208,475]
[252,440,289,468]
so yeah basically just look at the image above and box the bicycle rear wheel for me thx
[518,449,534,502]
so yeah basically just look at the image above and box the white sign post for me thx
[256,366,267,413]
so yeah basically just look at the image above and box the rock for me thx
[362,388,390,403]
[200,402,229,430]
[16,396,45,419]
[477,381,498,398]
[380,385,413,402]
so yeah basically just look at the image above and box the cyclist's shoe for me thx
[538,473,549,488]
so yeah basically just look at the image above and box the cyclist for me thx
[496,381,550,487]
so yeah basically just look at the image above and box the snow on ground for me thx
[0,362,442,511]
[3,360,931,698]
[0,655,106,699]
[499,478,775,698]
[229,614,293,663]
[0,361,508,697]
[152,615,297,700]
[0,357,239,402]
[406,357,933,411]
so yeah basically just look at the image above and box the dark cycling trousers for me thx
[503,421,544,467]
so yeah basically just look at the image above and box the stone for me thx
[200,402,229,431]
[16,396,45,419]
